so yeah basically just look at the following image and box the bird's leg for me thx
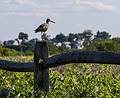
[41,32,43,41]
[43,32,45,35]
[42,32,45,41]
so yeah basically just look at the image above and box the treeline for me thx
[85,38,120,53]
[0,30,120,56]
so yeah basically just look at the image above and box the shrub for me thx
[0,47,20,56]
[85,39,120,53]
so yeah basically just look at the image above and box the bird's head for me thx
[46,18,55,24]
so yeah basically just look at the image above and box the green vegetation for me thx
[85,39,120,53]
[48,42,70,55]
[0,31,120,97]
[0,42,70,56]
[0,47,20,56]
[0,56,120,98]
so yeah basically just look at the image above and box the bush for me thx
[48,42,70,55]
[24,50,33,56]
[85,39,120,53]
[0,47,20,56]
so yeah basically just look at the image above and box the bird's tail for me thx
[34,29,37,33]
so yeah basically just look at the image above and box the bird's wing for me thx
[35,23,46,32]
[38,23,46,29]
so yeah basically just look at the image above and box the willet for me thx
[35,18,55,40]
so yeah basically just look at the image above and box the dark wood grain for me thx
[34,41,49,97]
[0,51,120,72]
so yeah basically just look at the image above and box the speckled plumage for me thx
[35,23,49,33]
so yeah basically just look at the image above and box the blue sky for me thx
[0,0,120,41]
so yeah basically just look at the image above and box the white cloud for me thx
[94,1,117,12]
[2,11,44,16]
[5,0,36,5]
[15,0,35,5]
[74,0,118,12]
[0,0,119,17]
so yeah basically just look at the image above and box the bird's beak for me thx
[50,20,55,23]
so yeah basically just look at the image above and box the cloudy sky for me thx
[0,0,120,41]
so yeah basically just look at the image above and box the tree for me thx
[27,38,39,50]
[68,33,75,42]
[75,33,84,41]
[112,37,120,43]
[94,30,111,40]
[0,40,3,47]
[82,30,93,47]
[67,33,77,49]
[69,41,78,49]
[17,32,28,56]
[67,33,84,49]
[18,32,28,43]
[15,38,20,45]
[3,40,15,46]
[85,39,120,53]
[54,33,67,43]
[51,33,67,44]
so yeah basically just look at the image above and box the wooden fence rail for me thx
[0,49,120,72]
[0,41,120,97]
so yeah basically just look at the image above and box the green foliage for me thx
[85,39,120,53]
[94,30,111,40]
[24,50,33,56]
[0,42,70,56]
[0,56,33,97]
[48,42,70,55]
[0,47,20,56]
[0,71,34,97]
[18,32,28,41]
[54,33,67,43]
[0,56,120,97]
[48,64,120,98]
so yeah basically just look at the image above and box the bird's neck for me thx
[46,21,50,24]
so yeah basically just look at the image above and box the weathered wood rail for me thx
[0,41,120,97]
[0,49,120,72]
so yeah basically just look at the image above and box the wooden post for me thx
[0,88,9,98]
[34,41,49,97]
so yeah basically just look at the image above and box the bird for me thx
[34,18,55,40]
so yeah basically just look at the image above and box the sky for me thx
[0,0,120,41]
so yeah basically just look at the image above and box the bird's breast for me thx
[43,24,49,29]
